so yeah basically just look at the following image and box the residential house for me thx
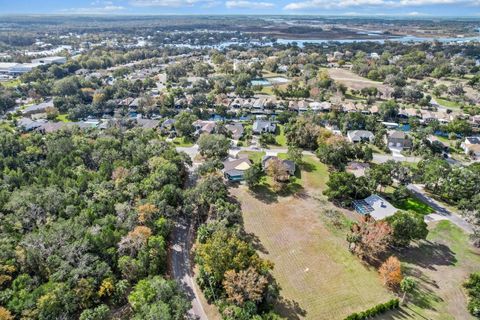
[420,110,437,124]
[252,120,276,134]
[353,194,397,220]
[347,130,374,143]
[387,131,412,149]
[325,123,342,135]
[261,156,296,177]
[309,101,331,112]
[462,136,480,158]
[297,100,309,113]
[136,119,160,130]
[17,117,44,131]
[22,99,54,116]
[342,102,359,113]
[226,123,244,140]
[193,120,216,135]
[346,162,370,177]
[223,158,252,182]
[427,135,449,152]
[399,107,420,119]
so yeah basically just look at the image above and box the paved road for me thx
[170,219,207,320]
[407,184,474,234]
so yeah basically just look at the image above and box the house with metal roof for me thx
[353,195,397,220]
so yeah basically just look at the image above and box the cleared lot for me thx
[231,157,392,319]
[328,68,391,98]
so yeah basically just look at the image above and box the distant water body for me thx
[275,34,480,47]
[167,30,480,49]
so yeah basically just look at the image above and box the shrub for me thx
[343,299,400,320]
[464,272,480,317]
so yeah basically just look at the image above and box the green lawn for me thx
[391,196,435,215]
[274,125,287,147]
[55,114,71,123]
[300,155,329,191]
[238,150,266,164]
[172,137,194,147]
[385,221,480,320]
[434,96,462,109]
[383,187,434,215]
[1,79,21,88]
[259,154,328,193]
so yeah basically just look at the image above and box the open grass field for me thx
[328,68,390,97]
[231,156,393,319]
[229,155,480,319]
[384,220,480,320]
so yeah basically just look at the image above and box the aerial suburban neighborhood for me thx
[0,8,480,320]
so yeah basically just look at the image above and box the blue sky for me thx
[1,0,480,16]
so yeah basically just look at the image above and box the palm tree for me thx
[400,277,417,304]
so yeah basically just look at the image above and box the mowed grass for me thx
[274,125,287,147]
[55,113,71,123]
[0,79,21,88]
[238,150,266,164]
[231,156,392,319]
[383,187,434,215]
[299,156,329,191]
[172,137,194,147]
[393,197,434,215]
[433,96,463,109]
[385,221,480,320]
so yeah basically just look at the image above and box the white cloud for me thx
[399,0,460,5]
[225,1,275,9]
[284,0,475,10]
[60,5,125,13]
[130,0,215,6]
[284,0,389,10]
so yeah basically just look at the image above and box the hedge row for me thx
[344,299,400,320]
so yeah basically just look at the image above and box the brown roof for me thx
[223,158,252,172]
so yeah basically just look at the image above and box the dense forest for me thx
[0,127,192,319]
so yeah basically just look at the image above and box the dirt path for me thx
[170,219,208,320]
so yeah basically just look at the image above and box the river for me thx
[165,31,480,49]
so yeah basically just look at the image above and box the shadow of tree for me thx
[275,297,307,320]
[249,184,278,204]
[400,264,443,311]
[397,240,457,270]
[243,231,269,254]
[379,306,430,320]
[300,161,316,173]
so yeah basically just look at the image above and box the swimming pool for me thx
[251,79,270,86]
[251,77,290,87]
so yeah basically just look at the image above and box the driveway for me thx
[372,153,418,163]
[407,184,474,234]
